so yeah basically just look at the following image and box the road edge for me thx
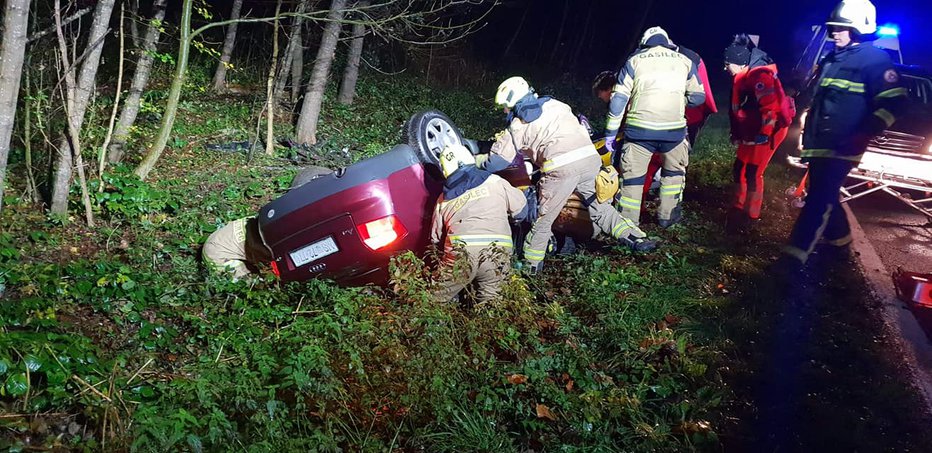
[845,203,932,412]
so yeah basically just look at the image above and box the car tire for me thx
[402,110,465,167]
[290,165,332,190]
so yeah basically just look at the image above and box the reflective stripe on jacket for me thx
[430,174,527,259]
[801,43,908,161]
[490,99,595,171]
[606,45,706,142]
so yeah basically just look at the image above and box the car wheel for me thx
[403,110,465,167]
[290,165,332,190]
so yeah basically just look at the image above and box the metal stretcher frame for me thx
[786,147,932,219]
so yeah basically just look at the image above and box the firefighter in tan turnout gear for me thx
[479,76,656,272]
[202,217,272,278]
[604,26,707,228]
[431,144,528,304]
[201,166,325,279]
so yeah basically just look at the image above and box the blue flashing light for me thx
[877,25,899,37]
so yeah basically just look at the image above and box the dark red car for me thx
[258,111,590,285]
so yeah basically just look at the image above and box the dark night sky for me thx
[473,0,932,89]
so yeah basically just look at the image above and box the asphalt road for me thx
[848,191,932,336]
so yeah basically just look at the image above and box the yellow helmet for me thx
[440,144,476,178]
[495,76,532,108]
[595,165,619,204]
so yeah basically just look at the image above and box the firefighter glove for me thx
[603,135,617,154]
[474,153,490,169]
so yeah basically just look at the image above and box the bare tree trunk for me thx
[0,0,31,215]
[108,0,167,164]
[295,0,347,145]
[99,4,125,184]
[211,0,244,91]
[290,26,304,104]
[266,0,283,156]
[338,1,369,105]
[273,0,308,103]
[23,70,38,202]
[128,0,141,49]
[49,0,115,216]
[134,0,193,180]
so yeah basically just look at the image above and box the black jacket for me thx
[801,43,908,161]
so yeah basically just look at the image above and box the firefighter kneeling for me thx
[431,144,528,305]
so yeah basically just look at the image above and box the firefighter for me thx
[724,34,793,233]
[431,144,527,304]
[783,0,908,264]
[202,216,271,278]
[478,76,656,272]
[201,167,323,278]
[592,57,715,214]
[604,26,706,229]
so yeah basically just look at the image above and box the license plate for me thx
[289,236,339,267]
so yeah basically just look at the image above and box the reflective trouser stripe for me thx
[786,157,854,264]
[523,247,546,262]
[873,108,895,128]
[800,149,864,162]
[824,234,852,246]
[618,139,690,224]
[618,196,640,210]
[875,87,907,99]
[659,184,684,196]
[783,245,809,264]
[610,216,638,239]
[541,145,598,173]
[450,234,514,248]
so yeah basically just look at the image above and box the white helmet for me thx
[826,0,877,35]
[640,26,670,46]
[439,144,476,178]
[495,76,532,108]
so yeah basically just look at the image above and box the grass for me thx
[3,62,932,451]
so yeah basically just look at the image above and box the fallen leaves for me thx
[535,403,557,421]
[506,373,527,385]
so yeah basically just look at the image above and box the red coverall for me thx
[641,56,717,210]
[729,63,789,219]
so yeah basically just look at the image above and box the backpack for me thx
[772,72,797,128]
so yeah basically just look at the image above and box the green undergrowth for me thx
[3,69,748,451]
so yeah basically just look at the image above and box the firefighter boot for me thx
[658,206,683,229]
[621,234,657,253]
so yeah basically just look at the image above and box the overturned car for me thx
[257,111,595,286]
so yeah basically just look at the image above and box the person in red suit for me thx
[724,34,793,233]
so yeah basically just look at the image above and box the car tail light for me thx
[270,260,281,278]
[357,215,407,250]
